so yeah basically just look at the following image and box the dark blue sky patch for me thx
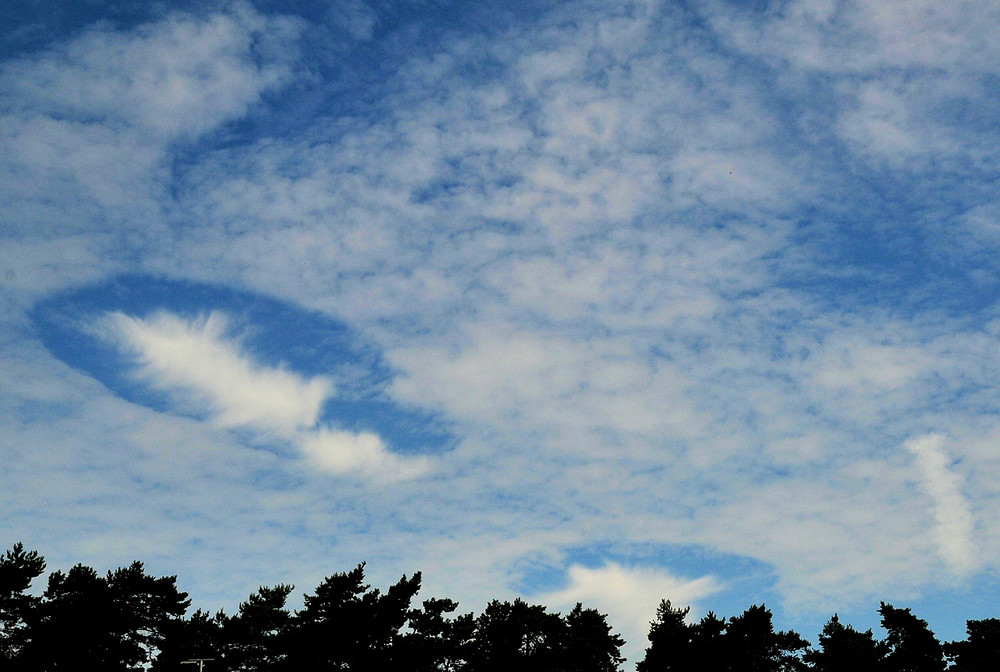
[30,274,453,455]
[0,0,175,56]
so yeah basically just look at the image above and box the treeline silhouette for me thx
[1,543,997,671]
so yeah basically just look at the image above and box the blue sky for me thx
[3,0,1000,664]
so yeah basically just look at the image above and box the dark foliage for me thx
[637,600,695,672]
[282,563,422,670]
[639,601,808,672]
[945,618,1000,672]
[396,597,475,672]
[564,602,626,672]
[0,543,46,668]
[19,560,189,671]
[1,543,993,672]
[879,602,945,672]
[804,614,884,672]
[225,584,294,671]
[151,609,226,672]
[465,598,566,672]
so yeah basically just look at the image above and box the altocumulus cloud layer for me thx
[4,0,1000,662]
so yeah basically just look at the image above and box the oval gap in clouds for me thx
[30,274,454,457]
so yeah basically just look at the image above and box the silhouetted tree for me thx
[14,544,1000,672]
[23,564,118,670]
[691,611,727,670]
[375,569,425,662]
[151,608,226,672]
[563,602,625,672]
[944,618,1000,672]
[21,561,189,671]
[464,598,568,672]
[878,603,944,672]
[108,561,191,666]
[0,543,46,669]
[396,597,475,672]
[803,614,884,672]
[723,604,809,672]
[692,611,727,672]
[636,600,695,672]
[225,584,294,671]
[283,563,421,670]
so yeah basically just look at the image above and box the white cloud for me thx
[707,0,1000,74]
[811,337,930,392]
[301,428,431,482]
[540,562,720,665]
[1,3,300,140]
[836,81,929,164]
[956,204,1000,255]
[102,311,331,434]
[387,323,707,458]
[703,0,1000,170]
[98,310,430,482]
[0,3,304,318]
[327,0,379,42]
[903,434,978,575]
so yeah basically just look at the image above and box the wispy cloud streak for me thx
[904,434,978,575]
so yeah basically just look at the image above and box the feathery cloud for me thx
[904,434,978,575]
[102,311,331,433]
[99,310,429,481]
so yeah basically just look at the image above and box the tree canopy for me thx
[0,543,994,672]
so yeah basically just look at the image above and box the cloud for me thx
[809,334,931,395]
[326,0,379,42]
[0,3,304,310]
[706,0,1000,73]
[102,311,331,434]
[300,428,431,482]
[903,434,978,575]
[98,310,429,482]
[540,562,720,664]
[1,3,300,140]
[702,0,1000,172]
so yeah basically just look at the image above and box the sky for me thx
[3,0,1000,665]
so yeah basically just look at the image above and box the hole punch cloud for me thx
[99,309,428,481]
